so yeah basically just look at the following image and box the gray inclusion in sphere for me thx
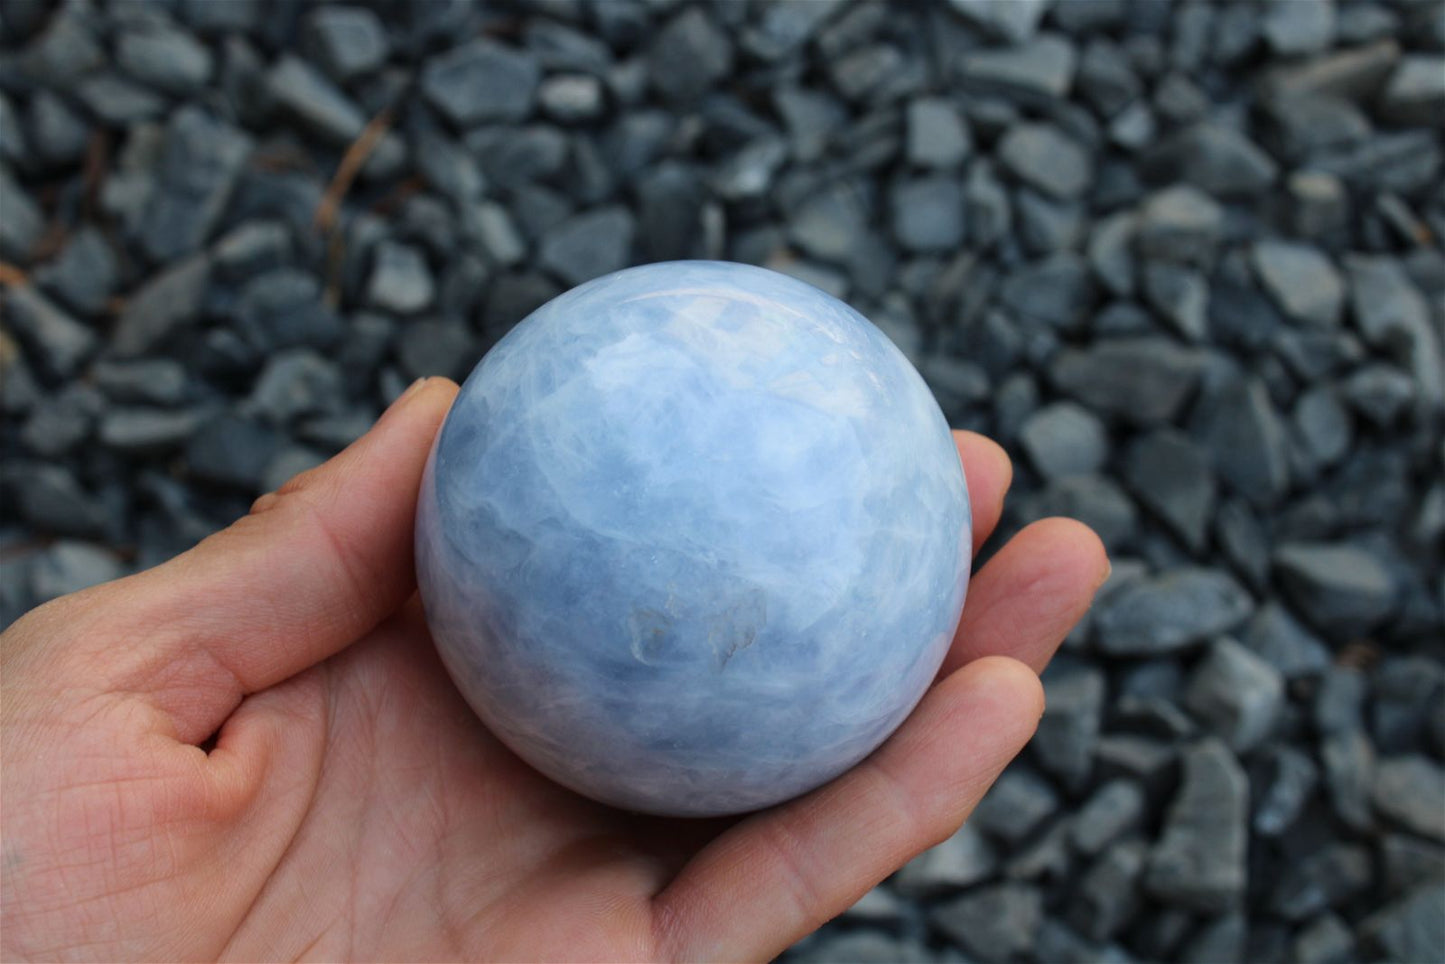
[415,261,970,816]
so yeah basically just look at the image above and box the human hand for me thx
[1,376,1108,962]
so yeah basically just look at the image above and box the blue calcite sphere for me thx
[415,261,971,817]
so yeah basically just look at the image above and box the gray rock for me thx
[1086,212,1135,296]
[11,464,107,538]
[246,350,343,425]
[1004,816,1073,882]
[1342,363,1415,426]
[1291,384,1352,470]
[467,124,568,191]
[1239,603,1330,680]
[1288,170,1349,238]
[1252,240,1344,327]
[1142,263,1208,342]
[1077,37,1141,117]
[98,407,208,454]
[1183,637,1284,753]
[1070,840,1148,941]
[929,882,1043,962]
[422,39,540,126]
[1180,913,1246,964]
[1379,55,1445,125]
[1096,733,1176,786]
[828,43,908,103]
[465,201,527,267]
[973,767,1060,844]
[186,414,282,490]
[1034,661,1106,791]
[647,7,733,105]
[1193,376,1291,509]
[1034,919,1135,964]
[1316,669,1367,737]
[1262,37,1400,102]
[890,176,966,253]
[998,253,1096,331]
[0,163,44,260]
[1017,189,1084,253]
[1142,122,1278,196]
[1049,338,1205,424]
[1152,74,1210,125]
[787,182,870,263]
[1373,756,1445,842]
[1262,0,1336,55]
[1311,129,1440,194]
[741,0,846,61]
[1274,542,1397,637]
[711,136,788,202]
[364,241,434,315]
[1123,429,1215,553]
[25,91,89,166]
[957,34,1077,99]
[112,255,210,356]
[524,18,614,75]
[1253,744,1318,837]
[1321,728,1376,831]
[1145,739,1249,913]
[538,74,605,123]
[1072,780,1146,856]
[997,122,1092,199]
[636,163,704,263]
[963,159,1013,248]
[1019,402,1108,480]
[179,0,262,33]
[1382,834,1445,894]
[790,930,931,964]
[906,97,971,168]
[139,108,251,262]
[72,71,168,126]
[213,220,293,281]
[3,284,96,379]
[37,227,117,317]
[16,11,103,87]
[1108,100,1157,151]
[947,0,1051,42]
[18,384,101,458]
[91,359,188,407]
[116,21,213,95]
[1372,656,1444,753]
[893,823,997,896]
[539,206,635,286]
[1274,844,1374,920]
[1361,882,1445,963]
[1293,914,1354,964]
[304,5,389,82]
[1136,185,1223,266]
[1346,255,1442,406]
[1027,475,1139,553]
[266,55,367,145]
[29,542,124,602]
[773,86,846,164]
[234,268,341,351]
[396,319,477,383]
[1095,568,1253,655]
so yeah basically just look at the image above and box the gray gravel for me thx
[2,2,1442,962]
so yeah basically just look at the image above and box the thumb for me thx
[106,377,459,742]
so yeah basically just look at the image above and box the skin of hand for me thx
[0,376,1108,963]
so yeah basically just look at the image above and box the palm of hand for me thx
[2,379,1106,962]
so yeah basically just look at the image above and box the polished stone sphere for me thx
[415,261,971,816]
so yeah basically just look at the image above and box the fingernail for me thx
[389,377,429,412]
[1096,558,1113,590]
